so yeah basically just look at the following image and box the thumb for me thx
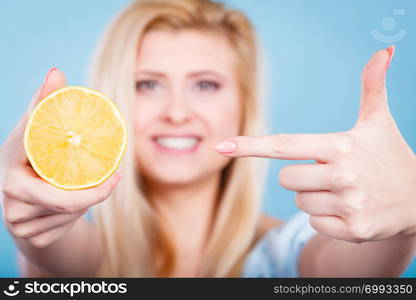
[356,46,395,126]
[9,68,66,165]
[26,67,66,113]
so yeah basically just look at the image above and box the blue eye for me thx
[136,80,160,91]
[195,81,220,91]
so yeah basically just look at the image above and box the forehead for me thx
[136,29,236,74]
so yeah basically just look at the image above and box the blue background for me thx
[0,0,415,277]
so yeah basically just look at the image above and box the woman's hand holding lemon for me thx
[0,69,122,248]
[215,47,416,243]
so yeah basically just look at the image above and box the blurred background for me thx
[0,0,415,277]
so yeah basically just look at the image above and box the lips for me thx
[152,135,202,154]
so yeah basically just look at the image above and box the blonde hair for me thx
[89,0,266,277]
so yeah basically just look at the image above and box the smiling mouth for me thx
[152,135,202,153]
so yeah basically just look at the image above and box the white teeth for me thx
[156,137,199,149]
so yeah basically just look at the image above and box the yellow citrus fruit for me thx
[24,86,127,190]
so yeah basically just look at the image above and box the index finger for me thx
[214,132,352,162]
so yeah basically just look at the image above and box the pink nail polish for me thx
[43,67,57,84]
[214,140,237,153]
[385,45,395,70]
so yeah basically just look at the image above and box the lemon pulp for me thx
[24,86,127,190]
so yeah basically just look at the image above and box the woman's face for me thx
[134,29,241,186]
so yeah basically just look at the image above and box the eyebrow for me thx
[135,70,166,78]
[135,70,226,81]
[188,71,225,80]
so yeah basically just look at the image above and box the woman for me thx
[1,0,415,277]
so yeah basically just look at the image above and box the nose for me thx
[161,95,192,125]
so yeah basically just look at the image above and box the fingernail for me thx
[385,45,395,70]
[43,67,57,84]
[214,140,237,153]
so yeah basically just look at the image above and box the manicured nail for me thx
[385,45,395,70]
[43,67,57,84]
[214,140,237,153]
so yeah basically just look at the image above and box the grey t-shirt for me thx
[242,211,317,277]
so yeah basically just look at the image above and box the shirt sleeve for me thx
[242,211,317,277]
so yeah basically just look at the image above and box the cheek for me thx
[220,100,240,136]
[133,100,160,133]
[200,92,241,140]
[133,101,159,168]
[133,102,156,177]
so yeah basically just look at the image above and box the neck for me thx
[145,174,221,250]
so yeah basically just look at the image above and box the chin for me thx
[145,169,208,186]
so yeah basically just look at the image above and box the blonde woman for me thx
[1,0,415,277]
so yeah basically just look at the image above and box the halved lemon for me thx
[24,86,127,190]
